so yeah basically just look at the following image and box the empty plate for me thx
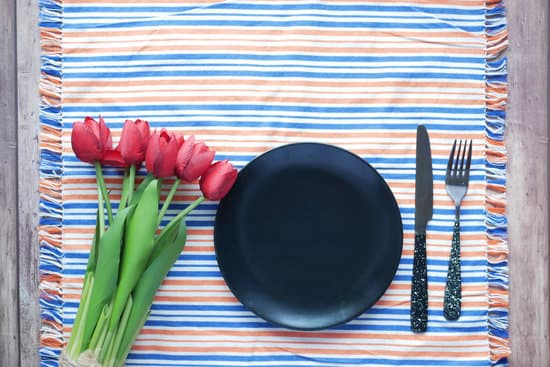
[214,143,402,330]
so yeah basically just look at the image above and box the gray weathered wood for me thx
[16,0,42,364]
[507,0,550,366]
[0,0,21,365]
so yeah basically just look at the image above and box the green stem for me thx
[89,304,111,352]
[104,296,133,367]
[66,273,95,359]
[119,167,130,210]
[95,162,114,225]
[157,178,180,227]
[126,164,136,205]
[115,311,150,367]
[96,170,106,237]
[98,329,115,364]
[158,196,205,239]
[93,318,110,357]
[67,273,93,360]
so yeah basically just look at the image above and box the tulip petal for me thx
[153,136,179,178]
[181,142,215,182]
[145,131,160,173]
[102,149,128,167]
[175,135,195,178]
[200,160,238,201]
[120,120,147,166]
[71,121,102,163]
[98,116,113,151]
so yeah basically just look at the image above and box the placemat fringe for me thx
[485,0,510,366]
[38,0,64,366]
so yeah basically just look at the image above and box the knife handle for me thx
[444,211,462,320]
[411,233,428,333]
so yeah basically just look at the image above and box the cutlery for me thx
[443,140,472,320]
[410,125,433,333]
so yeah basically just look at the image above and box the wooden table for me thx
[1,0,548,365]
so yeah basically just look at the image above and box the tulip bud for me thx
[71,116,113,164]
[175,135,195,179]
[145,129,180,178]
[199,160,238,201]
[119,119,151,166]
[179,142,215,182]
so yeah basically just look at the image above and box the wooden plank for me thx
[16,0,42,364]
[0,0,21,365]
[506,0,550,366]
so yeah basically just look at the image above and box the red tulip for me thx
[71,116,113,164]
[119,119,150,166]
[200,160,238,201]
[175,135,195,179]
[145,129,181,178]
[178,142,215,182]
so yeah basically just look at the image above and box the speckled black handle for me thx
[411,233,428,333]
[444,211,462,320]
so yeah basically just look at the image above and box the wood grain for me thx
[0,0,21,365]
[16,0,42,365]
[507,0,550,366]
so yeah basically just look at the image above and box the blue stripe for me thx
[61,155,486,167]
[64,64,484,73]
[63,53,485,64]
[62,104,486,114]
[63,252,489,268]
[61,269,488,283]
[61,122,485,133]
[63,70,485,80]
[126,353,489,366]
[63,3,484,15]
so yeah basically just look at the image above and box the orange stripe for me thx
[136,328,489,341]
[63,95,485,106]
[64,44,485,55]
[376,299,488,308]
[136,337,486,349]
[63,28,482,41]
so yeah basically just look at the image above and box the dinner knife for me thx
[410,125,433,333]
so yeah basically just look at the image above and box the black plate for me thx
[214,143,403,330]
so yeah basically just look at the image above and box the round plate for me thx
[214,143,403,330]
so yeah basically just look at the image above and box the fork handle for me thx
[411,233,428,332]
[444,208,462,320]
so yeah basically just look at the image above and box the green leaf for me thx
[109,179,159,330]
[115,219,187,362]
[79,205,134,353]
[130,172,154,206]
[148,217,180,264]
[86,209,101,273]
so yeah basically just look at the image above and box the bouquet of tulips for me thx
[61,117,237,367]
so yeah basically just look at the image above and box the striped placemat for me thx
[38,1,510,366]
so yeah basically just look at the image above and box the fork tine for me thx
[453,140,462,175]
[447,140,457,177]
[459,140,467,174]
[465,140,473,180]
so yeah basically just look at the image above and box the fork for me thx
[443,139,472,321]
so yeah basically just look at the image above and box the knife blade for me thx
[411,125,433,333]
